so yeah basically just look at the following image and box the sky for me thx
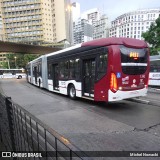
[71,0,160,20]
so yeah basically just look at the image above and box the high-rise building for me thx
[72,2,80,22]
[109,8,160,39]
[93,14,109,39]
[73,8,99,44]
[81,8,100,26]
[73,7,109,44]
[73,18,93,44]
[0,11,4,41]
[0,0,71,45]
[0,11,7,67]
[0,53,7,68]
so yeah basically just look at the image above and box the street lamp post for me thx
[7,58,10,69]
[14,56,17,68]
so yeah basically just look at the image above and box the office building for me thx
[73,8,100,44]
[93,14,109,39]
[73,18,93,44]
[81,8,100,26]
[109,8,160,39]
[0,11,4,41]
[0,11,6,67]
[73,7,110,44]
[0,0,71,45]
[72,2,80,22]
[0,53,7,68]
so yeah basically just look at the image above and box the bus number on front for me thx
[129,52,139,59]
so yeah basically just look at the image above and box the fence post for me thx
[0,113,2,143]
[5,97,16,151]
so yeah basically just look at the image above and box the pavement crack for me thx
[134,123,160,131]
[133,124,160,137]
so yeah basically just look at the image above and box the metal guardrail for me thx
[0,93,92,160]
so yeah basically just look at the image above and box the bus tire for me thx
[68,84,76,99]
[18,75,22,79]
[39,79,41,88]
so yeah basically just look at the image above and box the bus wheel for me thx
[18,75,22,79]
[68,84,76,99]
[39,79,41,88]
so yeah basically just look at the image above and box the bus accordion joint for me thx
[110,73,118,93]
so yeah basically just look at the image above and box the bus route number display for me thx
[129,52,139,59]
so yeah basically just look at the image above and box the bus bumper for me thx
[108,88,148,102]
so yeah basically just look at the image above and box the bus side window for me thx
[48,63,52,79]
[32,67,34,76]
[59,62,65,79]
[28,68,31,76]
[75,58,80,80]
[39,64,41,76]
[37,65,39,76]
[69,59,75,79]
[97,51,108,80]
[64,61,69,79]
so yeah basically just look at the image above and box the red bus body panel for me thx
[82,38,149,102]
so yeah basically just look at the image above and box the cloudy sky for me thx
[71,0,160,20]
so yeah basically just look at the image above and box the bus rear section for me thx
[108,45,149,102]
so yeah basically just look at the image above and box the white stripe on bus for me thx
[121,63,147,66]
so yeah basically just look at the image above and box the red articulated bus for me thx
[27,37,150,102]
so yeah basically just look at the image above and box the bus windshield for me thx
[120,46,148,75]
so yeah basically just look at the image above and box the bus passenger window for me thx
[37,65,39,76]
[97,53,108,80]
[38,64,41,76]
[75,58,80,80]
[48,64,52,79]
[32,67,35,76]
[69,59,75,79]
[64,61,69,79]
[59,62,65,78]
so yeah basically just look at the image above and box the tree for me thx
[142,16,160,55]
[1,61,9,69]
[2,54,40,69]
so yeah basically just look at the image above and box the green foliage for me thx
[2,54,40,69]
[142,16,160,55]
[1,61,9,69]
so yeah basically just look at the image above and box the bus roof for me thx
[46,37,148,58]
[46,44,81,58]
[82,37,148,48]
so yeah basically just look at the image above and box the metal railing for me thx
[0,93,91,160]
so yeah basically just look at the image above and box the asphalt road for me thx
[0,79,160,160]
[136,88,160,107]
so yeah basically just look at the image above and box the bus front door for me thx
[52,64,59,90]
[83,59,95,98]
